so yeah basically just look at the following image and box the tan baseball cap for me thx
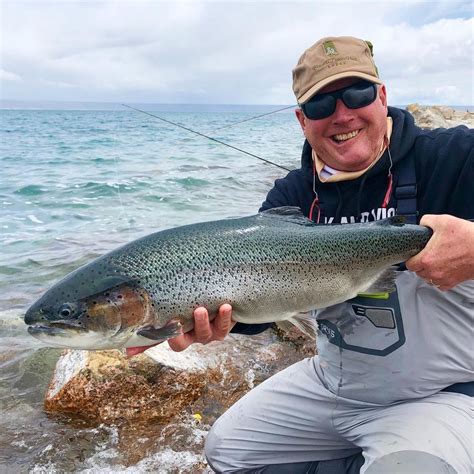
[292,36,383,104]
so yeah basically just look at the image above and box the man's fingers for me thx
[130,304,234,354]
[405,215,439,274]
[168,304,234,350]
[125,343,159,358]
[419,214,442,230]
[168,307,212,352]
[168,332,194,352]
[193,307,213,343]
[405,255,423,273]
[214,303,235,339]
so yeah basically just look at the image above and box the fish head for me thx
[25,266,154,350]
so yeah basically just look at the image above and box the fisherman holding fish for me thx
[24,36,473,473]
[200,37,474,473]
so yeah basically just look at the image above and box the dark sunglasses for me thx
[301,80,378,120]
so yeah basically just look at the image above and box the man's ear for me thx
[378,84,388,110]
[295,108,307,132]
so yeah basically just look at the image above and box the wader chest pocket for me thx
[352,305,395,329]
[318,293,406,356]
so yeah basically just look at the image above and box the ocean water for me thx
[0,104,302,471]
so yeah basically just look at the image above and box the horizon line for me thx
[1,99,473,112]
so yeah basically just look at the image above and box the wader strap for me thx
[394,154,417,272]
[394,153,417,224]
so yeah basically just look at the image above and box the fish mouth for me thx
[26,322,119,350]
[27,322,88,336]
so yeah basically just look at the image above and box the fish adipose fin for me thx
[276,312,317,340]
[137,320,183,341]
[361,266,399,295]
[260,206,315,226]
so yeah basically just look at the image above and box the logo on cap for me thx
[323,41,338,56]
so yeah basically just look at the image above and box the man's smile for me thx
[331,129,361,143]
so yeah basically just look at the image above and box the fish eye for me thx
[58,303,73,318]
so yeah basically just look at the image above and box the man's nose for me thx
[331,98,355,123]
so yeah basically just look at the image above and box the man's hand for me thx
[406,214,474,291]
[125,304,234,357]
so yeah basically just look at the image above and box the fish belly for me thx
[151,262,374,327]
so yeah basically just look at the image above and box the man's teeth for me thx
[333,130,360,142]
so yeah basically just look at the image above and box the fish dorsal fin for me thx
[372,216,406,227]
[260,206,315,226]
[276,312,317,340]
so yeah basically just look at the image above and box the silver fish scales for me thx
[24,207,431,350]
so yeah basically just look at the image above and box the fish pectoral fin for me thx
[362,266,398,294]
[276,312,317,340]
[137,320,183,341]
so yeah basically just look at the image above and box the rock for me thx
[272,322,316,358]
[406,103,474,129]
[44,346,223,425]
[44,329,315,425]
[462,111,474,121]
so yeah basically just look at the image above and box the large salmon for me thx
[24,207,431,350]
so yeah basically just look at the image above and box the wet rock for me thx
[406,103,474,129]
[272,322,316,358]
[45,346,219,424]
[42,329,315,471]
[44,329,315,426]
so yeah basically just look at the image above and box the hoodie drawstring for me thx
[310,141,394,223]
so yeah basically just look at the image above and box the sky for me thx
[1,0,473,105]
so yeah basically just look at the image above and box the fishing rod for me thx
[121,104,292,172]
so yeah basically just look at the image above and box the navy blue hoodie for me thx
[233,106,474,335]
[260,106,473,223]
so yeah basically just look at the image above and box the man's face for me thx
[295,78,388,172]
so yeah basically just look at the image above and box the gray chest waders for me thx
[321,153,473,396]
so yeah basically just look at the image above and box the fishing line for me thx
[210,104,297,132]
[121,104,292,172]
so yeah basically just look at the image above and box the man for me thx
[130,37,474,473]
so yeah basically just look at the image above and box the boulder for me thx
[406,103,474,129]
[44,329,315,425]
[44,347,219,424]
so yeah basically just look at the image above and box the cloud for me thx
[1,1,473,105]
[0,69,22,82]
